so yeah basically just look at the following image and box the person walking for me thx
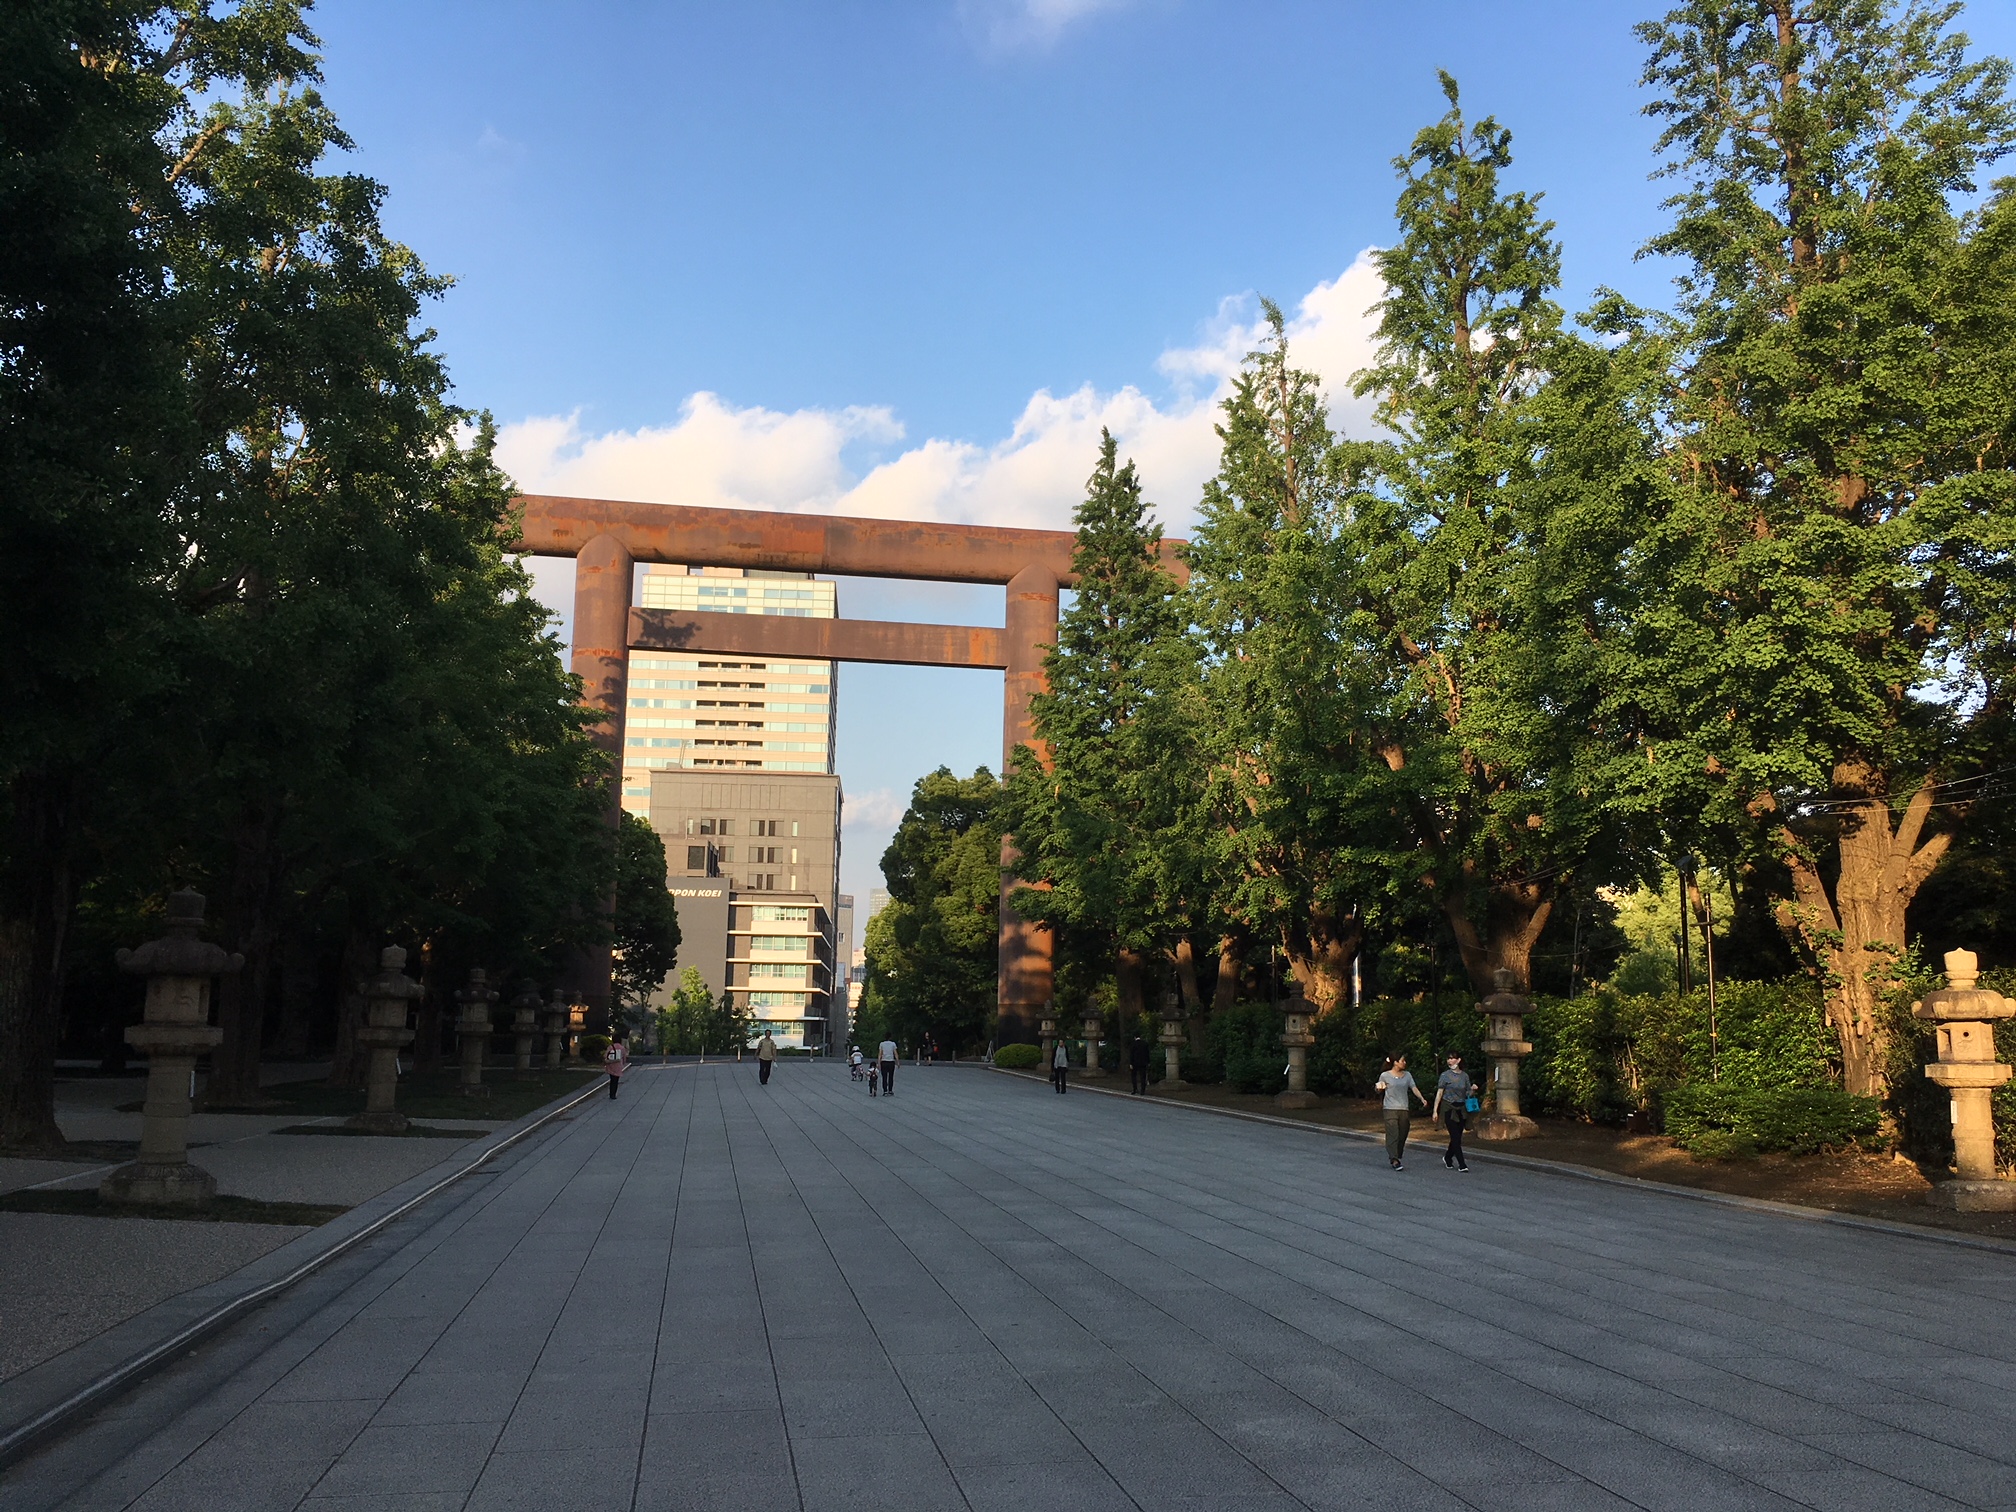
[1128,1034,1150,1095]
[757,1030,778,1086]
[1431,1052,1474,1171]
[603,1034,630,1100]
[877,1035,898,1096]
[1375,1054,1426,1169]
[1051,1039,1070,1094]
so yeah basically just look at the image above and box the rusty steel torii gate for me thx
[513,494,1185,1046]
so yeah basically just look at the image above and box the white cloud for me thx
[960,0,1133,52]
[842,789,911,831]
[496,249,1386,541]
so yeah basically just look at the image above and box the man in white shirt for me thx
[877,1037,898,1096]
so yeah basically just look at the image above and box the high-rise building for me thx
[621,565,837,813]
[647,769,843,1050]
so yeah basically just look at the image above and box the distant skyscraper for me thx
[621,565,837,813]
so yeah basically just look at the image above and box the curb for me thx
[991,1066,2016,1260]
[0,1071,617,1471]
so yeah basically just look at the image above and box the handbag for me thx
[1464,1094,1480,1113]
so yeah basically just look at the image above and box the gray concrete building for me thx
[647,768,843,1050]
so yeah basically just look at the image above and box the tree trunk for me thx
[1284,905,1361,1014]
[414,939,443,1073]
[1115,945,1146,1056]
[1443,878,1552,995]
[327,927,376,1088]
[274,927,317,1060]
[208,803,285,1108]
[1211,932,1243,1014]
[1778,761,1948,1097]
[1175,935,1209,1052]
[0,772,77,1150]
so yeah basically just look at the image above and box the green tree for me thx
[1345,76,1659,992]
[654,966,744,1054]
[612,812,680,1034]
[1631,0,2016,1092]
[1183,310,1402,1012]
[1007,432,1203,1034]
[0,0,313,1145]
[861,768,1002,1051]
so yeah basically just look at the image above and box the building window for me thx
[686,846,707,871]
[749,962,808,980]
[754,906,811,923]
[747,935,802,952]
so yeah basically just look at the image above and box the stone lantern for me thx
[568,992,589,1058]
[1914,949,2016,1211]
[101,890,242,1207]
[1277,985,1317,1109]
[455,967,498,1098]
[348,946,422,1134]
[508,981,542,1075]
[1038,1005,1057,1074]
[1473,969,1537,1140]
[543,987,570,1069]
[1158,988,1187,1091]
[1081,1013,1106,1078]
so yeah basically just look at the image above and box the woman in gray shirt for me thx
[1431,1053,1474,1171]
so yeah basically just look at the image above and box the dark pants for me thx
[1130,1065,1149,1094]
[879,1061,894,1094]
[1383,1108,1411,1164]
[608,1074,620,1100]
[759,1059,772,1085]
[1052,1066,1067,1093]
[1443,1111,1467,1167]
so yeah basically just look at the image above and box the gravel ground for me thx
[0,1212,308,1382]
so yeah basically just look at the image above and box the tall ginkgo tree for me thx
[1630,0,2016,1093]
[1345,76,1659,993]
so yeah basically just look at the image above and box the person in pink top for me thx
[603,1034,630,1100]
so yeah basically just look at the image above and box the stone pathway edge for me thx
[990,1064,2016,1261]
[0,1067,626,1471]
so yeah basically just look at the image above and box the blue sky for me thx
[312,0,2016,910]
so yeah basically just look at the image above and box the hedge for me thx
[1662,1084,1882,1157]
[993,1042,1041,1070]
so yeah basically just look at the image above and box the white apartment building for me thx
[621,565,838,814]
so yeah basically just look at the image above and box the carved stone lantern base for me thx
[1471,1111,1538,1141]
[1928,1178,2016,1212]
[101,1161,217,1207]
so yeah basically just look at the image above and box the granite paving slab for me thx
[3,1061,2013,1511]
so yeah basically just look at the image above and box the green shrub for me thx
[1662,1083,1882,1157]
[579,1034,610,1063]
[1226,1047,1286,1095]
[993,1042,1041,1070]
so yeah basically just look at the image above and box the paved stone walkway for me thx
[8,1062,2016,1511]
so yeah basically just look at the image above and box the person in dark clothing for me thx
[1128,1035,1151,1094]
[1051,1039,1069,1093]
[1431,1053,1474,1171]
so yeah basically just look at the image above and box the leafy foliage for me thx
[992,1042,1041,1070]
[859,768,1002,1054]
[1662,1084,1883,1157]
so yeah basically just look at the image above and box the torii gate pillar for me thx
[998,564,1058,1048]
[569,532,635,1030]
